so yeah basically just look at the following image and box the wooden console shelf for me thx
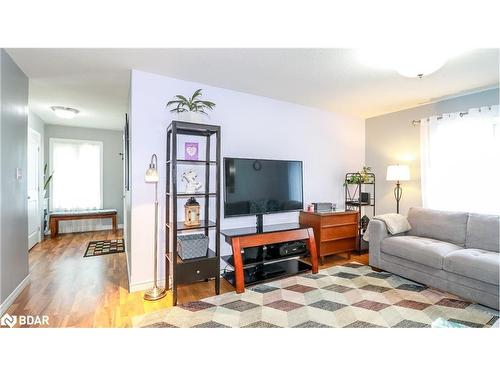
[299,210,359,264]
[49,209,117,238]
[221,224,319,294]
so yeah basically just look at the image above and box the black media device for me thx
[312,202,333,212]
[361,192,370,204]
[224,157,304,231]
[278,241,307,256]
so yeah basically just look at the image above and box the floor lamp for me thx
[144,154,167,301]
[386,164,410,214]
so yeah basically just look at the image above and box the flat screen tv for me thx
[224,157,304,221]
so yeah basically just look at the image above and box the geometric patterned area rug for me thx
[84,239,125,257]
[133,263,499,328]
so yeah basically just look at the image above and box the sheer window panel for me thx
[49,138,104,232]
[420,105,500,215]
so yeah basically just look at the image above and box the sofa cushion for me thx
[465,213,500,252]
[443,249,499,285]
[381,235,461,269]
[407,207,468,247]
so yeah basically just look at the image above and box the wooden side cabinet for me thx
[299,210,359,264]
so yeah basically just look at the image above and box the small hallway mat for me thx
[84,239,125,257]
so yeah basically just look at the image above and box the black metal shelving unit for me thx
[344,172,376,252]
[166,121,221,305]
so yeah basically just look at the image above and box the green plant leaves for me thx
[43,163,54,190]
[166,89,216,114]
[43,175,53,190]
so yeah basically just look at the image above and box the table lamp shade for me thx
[386,165,410,181]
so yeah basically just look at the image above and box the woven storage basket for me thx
[177,233,209,260]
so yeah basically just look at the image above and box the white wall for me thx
[129,70,365,288]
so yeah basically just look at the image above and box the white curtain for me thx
[420,105,500,214]
[50,138,103,232]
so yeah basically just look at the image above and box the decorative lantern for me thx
[184,197,200,226]
[360,215,370,231]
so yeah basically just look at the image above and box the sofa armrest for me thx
[368,219,390,268]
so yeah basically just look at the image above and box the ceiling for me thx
[7,48,499,130]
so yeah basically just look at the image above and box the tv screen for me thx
[224,158,304,217]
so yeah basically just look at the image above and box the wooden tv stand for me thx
[221,223,318,294]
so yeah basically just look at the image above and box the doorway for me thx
[28,127,41,249]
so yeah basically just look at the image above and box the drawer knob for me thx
[196,270,200,274]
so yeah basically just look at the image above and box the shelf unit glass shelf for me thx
[167,220,217,232]
[167,192,217,197]
[221,251,308,270]
[167,159,217,165]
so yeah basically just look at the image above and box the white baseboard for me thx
[93,223,124,231]
[129,278,168,293]
[0,274,30,316]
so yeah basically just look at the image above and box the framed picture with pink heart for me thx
[184,142,199,160]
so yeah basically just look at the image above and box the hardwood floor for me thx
[6,230,368,328]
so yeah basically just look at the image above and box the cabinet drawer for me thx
[321,224,357,241]
[320,237,357,255]
[320,213,358,226]
[176,256,218,284]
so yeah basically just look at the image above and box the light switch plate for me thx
[16,168,22,180]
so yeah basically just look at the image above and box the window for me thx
[50,138,103,211]
[420,105,500,214]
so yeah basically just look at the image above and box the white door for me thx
[28,128,41,249]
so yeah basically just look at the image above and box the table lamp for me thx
[386,164,410,214]
[144,154,167,301]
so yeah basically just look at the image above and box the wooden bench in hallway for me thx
[49,209,118,238]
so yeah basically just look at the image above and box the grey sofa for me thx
[369,207,499,310]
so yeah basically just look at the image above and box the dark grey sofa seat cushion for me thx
[465,213,500,252]
[443,249,499,285]
[407,207,468,247]
[381,235,461,269]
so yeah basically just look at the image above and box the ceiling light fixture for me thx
[395,55,447,78]
[358,49,465,78]
[51,106,80,119]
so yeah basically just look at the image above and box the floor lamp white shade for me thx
[386,164,410,182]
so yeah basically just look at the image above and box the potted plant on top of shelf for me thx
[166,88,216,124]
[344,166,374,185]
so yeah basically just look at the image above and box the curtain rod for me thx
[411,106,495,126]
